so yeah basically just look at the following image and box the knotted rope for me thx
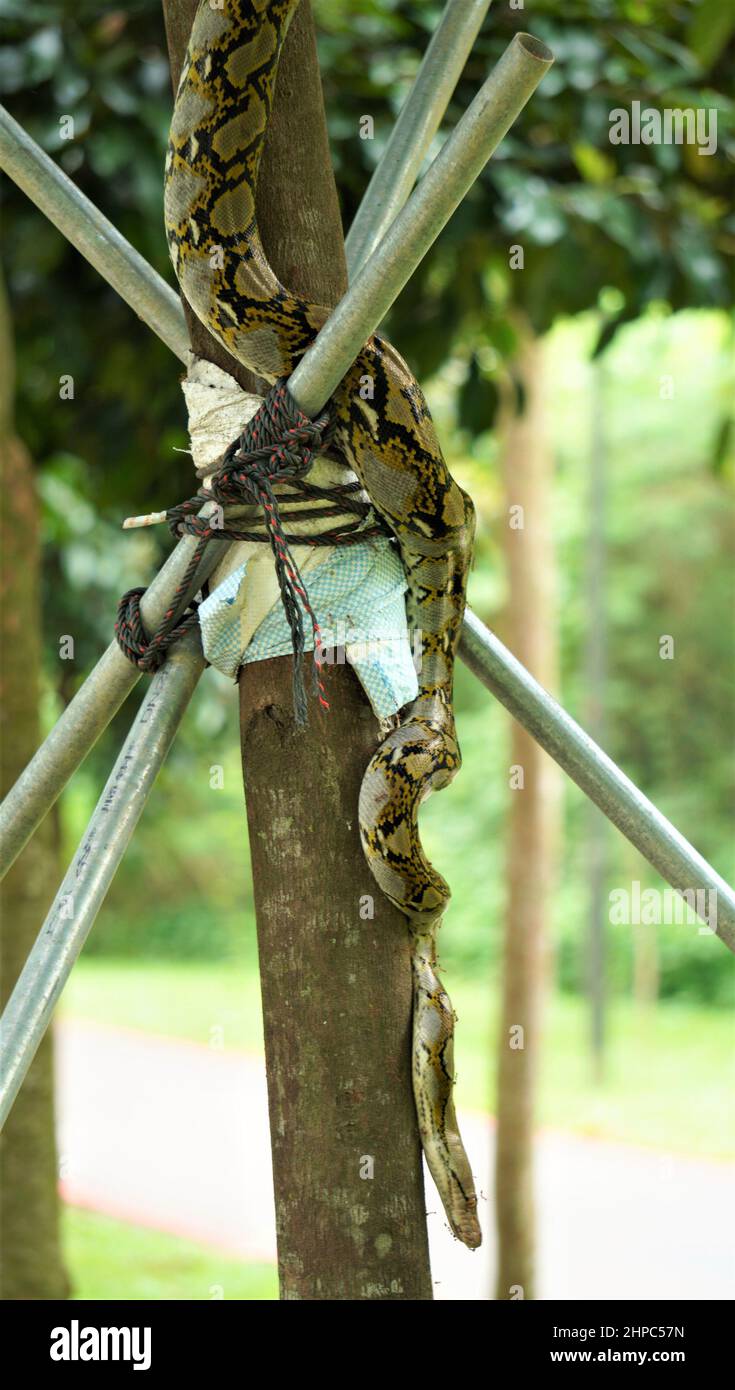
[115,379,390,723]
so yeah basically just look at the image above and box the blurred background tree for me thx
[0,272,68,1299]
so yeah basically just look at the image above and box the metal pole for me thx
[0,32,553,877]
[0,106,189,363]
[1,14,731,1129]
[3,38,733,953]
[0,31,555,1122]
[344,0,493,278]
[291,33,554,415]
[0,631,205,1129]
[459,609,735,951]
[0,516,222,878]
[4,56,732,960]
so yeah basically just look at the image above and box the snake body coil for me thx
[165,0,480,1249]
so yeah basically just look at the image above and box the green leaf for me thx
[688,0,735,69]
[572,141,616,184]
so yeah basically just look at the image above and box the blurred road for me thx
[56,1019,735,1301]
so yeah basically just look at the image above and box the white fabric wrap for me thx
[181,352,363,651]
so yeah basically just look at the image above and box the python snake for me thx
[164,0,480,1250]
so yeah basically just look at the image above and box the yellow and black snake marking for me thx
[164,0,480,1249]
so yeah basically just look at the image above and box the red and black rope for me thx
[115,379,390,723]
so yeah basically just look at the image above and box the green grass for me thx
[64,958,266,1053]
[62,958,735,1158]
[63,1206,277,1301]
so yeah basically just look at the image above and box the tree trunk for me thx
[162,0,433,1301]
[0,274,69,1299]
[494,330,560,1300]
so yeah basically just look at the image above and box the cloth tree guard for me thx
[118,356,419,722]
[176,355,419,721]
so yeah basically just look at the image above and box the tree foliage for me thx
[318,0,734,412]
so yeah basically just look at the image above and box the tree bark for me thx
[0,274,69,1299]
[494,331,560,1300]
[162,0,433,1301]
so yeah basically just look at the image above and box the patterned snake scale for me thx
[164,0,480,1249]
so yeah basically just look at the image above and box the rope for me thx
[115,379,390,723]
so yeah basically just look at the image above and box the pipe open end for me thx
[516,33,555,65]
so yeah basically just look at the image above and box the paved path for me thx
[56,1019,735,1301]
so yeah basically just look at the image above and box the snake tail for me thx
[411,925,482,1249]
